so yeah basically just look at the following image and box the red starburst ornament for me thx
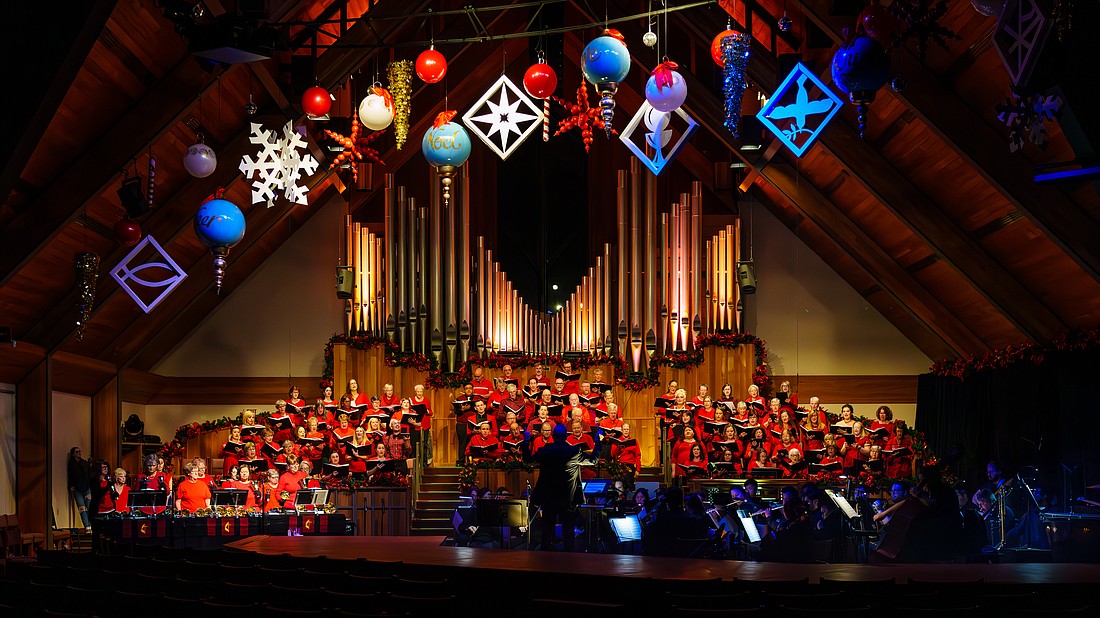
[324,113,387,182]
[552,78,616,152]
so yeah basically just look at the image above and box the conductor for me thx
[529,423,585,551]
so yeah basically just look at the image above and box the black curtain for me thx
[916,347,1100,507]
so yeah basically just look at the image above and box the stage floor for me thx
[225,536,1100,584]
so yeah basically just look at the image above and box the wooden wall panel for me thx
[17,359,49,534]
[92,377,119,469]
[771,374,918,404]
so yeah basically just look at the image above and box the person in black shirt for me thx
[642,486,711,557]
[530,424,585,551]
[67,446,92,530]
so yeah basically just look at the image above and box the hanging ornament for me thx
[146,154,155,208]
[995,93,1062,153]
[857,2,900,49]
[778,15,793,32]
[415,47,447,84]
[643,29,657,47]
[245,94,258,116]
[74,252,100,341]
[462,75,543,160]
[721,32,752,137]
[831,35,891,138]
[239,121,320,207]
[301,85,332,119]
[109,235,188,314]
[581,29,630,137]
[387,60,414,150]
[359,86,395,131]
[183,137,217,178]
[710,29,739,66]
[619,101,700,176]
[645,61,688,113]
[891,75,908,92]
[523,60,558,99]
[552,78,615,152]
[971,0,1005,17]
[324,114,388,183]
[113,218,142,246]
[193,192,246,295]
[422,111,472,205]
[889,0,960,62]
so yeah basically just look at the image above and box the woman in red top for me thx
[320,385,337,409]
[870,405,895,446]
[711,446,741,478]
[308,398,334,431]
[695,396,716,422]
[134,454,170,515]
[97,468,130,515]
[331,413,354,454]
[221,425,245,476]
[300,419,325,466]
[744,384,766,419]
[670,425,700,468]
[347,379,369,407]
[411,383,433,466]
[773,409,800,443]
[260,469,282,512]
[175,462,212,514]
[843,421,873,470]
[224,464,258,509]
[680,442,710,479]
[781,449,807,479]
[747,447,773,473]
[277,455,307,508]
[347,426,373,474]
[769,429,801,462]
[287,385,307,414]
[884,422,913,478]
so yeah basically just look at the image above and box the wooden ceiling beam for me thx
[0,0,118,209]
[0,0,317,291]
[793,0,1100,281]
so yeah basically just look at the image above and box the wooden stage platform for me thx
[225,535,1100,585]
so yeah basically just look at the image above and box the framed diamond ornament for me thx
[462,75,544,160]
[619,101,698,176]
[756,63,844,158]
[109,235,188,313]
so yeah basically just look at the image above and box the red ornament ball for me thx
[113,218,142,246]
[416,48,447,84]
[523,62,558,99]
[710,29,740,67]
[301,86,332,118]
[857,3,899,48]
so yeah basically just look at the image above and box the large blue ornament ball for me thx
[422,122,472,167]
[193,198,246,248]
[830,35,891,96]
[581,35,631,85]
[645,71,688,113]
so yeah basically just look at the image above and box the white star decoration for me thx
[239,121,319,207]
[462,75,544,160]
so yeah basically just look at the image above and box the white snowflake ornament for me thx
[239,121,319,207]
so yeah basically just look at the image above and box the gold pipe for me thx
[630,159,643,366]
[645,170,657,359]
[446,177,457,370]
[593,258,601,354]
[662,211,672,353]
[679,200,690,351]
[616,170,628,359]
[404,191,416,349]
[691,182,702,344]
[460,165,471,361]
[417,204,428,354]
[395,184,407,349]
[346,215,355,335]
[733,219,741,333]
[352,221,363,334]
[717,231,726,332]
[384,176,394,339]
[485,249,494,352]
[668,204,679,351]
[373,234,383,335]
[706,238,714,333]
[603,244,612,353]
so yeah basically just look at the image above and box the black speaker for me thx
[117,176,149,218]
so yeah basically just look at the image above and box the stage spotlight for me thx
[737,261,757,295]
[122,414,145,441]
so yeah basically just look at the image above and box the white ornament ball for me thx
[642,31,658,48]
[183,143,217,178]
[359,93,394,131]
[645,70,688,113]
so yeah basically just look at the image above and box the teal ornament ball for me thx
[422,122,471,167]
[582,35,630,85]
[193,198,246,248]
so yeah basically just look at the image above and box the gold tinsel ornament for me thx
[387,60,413,150]
[74,252,100,340]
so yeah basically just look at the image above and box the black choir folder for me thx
[241,425,266,438]
[269,414,294,430]
[322,463,349,477]
[284,402,312,415]
[240,458,269,473]
[467,444,498,458]
[555,371,581,382]
[809,461,842,474]
[884,447,911,457]
[260,443,283,458]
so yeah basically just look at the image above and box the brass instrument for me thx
[280,490,291,501]
[322,503,337,514]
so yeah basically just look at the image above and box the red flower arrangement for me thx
[930,326,1100,379]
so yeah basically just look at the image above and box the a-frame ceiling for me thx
[2,0,1098,386]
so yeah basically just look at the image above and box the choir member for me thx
[776,380,798,408]
[769,429,801,462]
[300,418,325,466]
[732,401,752,427]
[499,383,526,426]
[454,384,476,466]
[527,404,555,435]
[530,363,549,390]
[261,469,282,512]
[277,454,306,509]
[870,405,894,445]
[287,386,307,417]
[488,378,509,413]
[466,421,501,462]
[469,399,497,435]
[773,408,800,442]
[271,400,295,444]
[411,383,434,466]
[713,424,741,461]
[347,379,369,406]
[598,403,624,433]
[747,447,773,473]
[764,398,782,427]
[781,449,807,479]
[225,464,258,509]
[347,426,373,474]
[470,366,492,398]
[671,425,701,470]
[308,398,334,431]
[241,409,263,447]
[611,423,641,478]
[805,396,829,427]
[219,425,244,476]
[711,446,741,478]
[681,442,710,479]
[565,419,595,455]
[500,363,515,385]
[668,408,696,442]
[531,422,555,455]
[557,360,580,394]
[135,454,170,516]
[844,421,873,471]
[551,376,568,399]
[384,419,410,462]
[176,462,212,514]
[691,384,709,407]
[337,394,358,424]
[834,404,857,434]
[192,457,216,489]
[884,422,913,478]
[718,383,735,405]
[744,383,766,409]
[501,423,529,461]
[332,413,354,454]
[523,377,542,400]
[320,385,337,409]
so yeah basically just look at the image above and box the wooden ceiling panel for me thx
[103,2,187,76]
[911,259,1023,348]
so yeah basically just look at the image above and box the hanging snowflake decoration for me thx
[995,93,1061,152]
[889,0,961,61]
[323,115,387,184]
[239,121,319,208]
[552,78,615,153]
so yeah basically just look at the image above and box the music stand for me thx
[608,514,642,543]
[735,509,762,543]
[127,490,167,517]
[294,489,329,515]
[212,489,248,516]
[476,499,528,549]
[582,480,610,505]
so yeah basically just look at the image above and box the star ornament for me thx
[553,77,616,153]
[324,114,387,183]
[462,75,543,160]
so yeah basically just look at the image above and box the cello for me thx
[870,479,929,561]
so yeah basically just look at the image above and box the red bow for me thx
[370,86,393,110]
[651,61,679,92]
[433,110,457,128]
[604,28,626,44]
